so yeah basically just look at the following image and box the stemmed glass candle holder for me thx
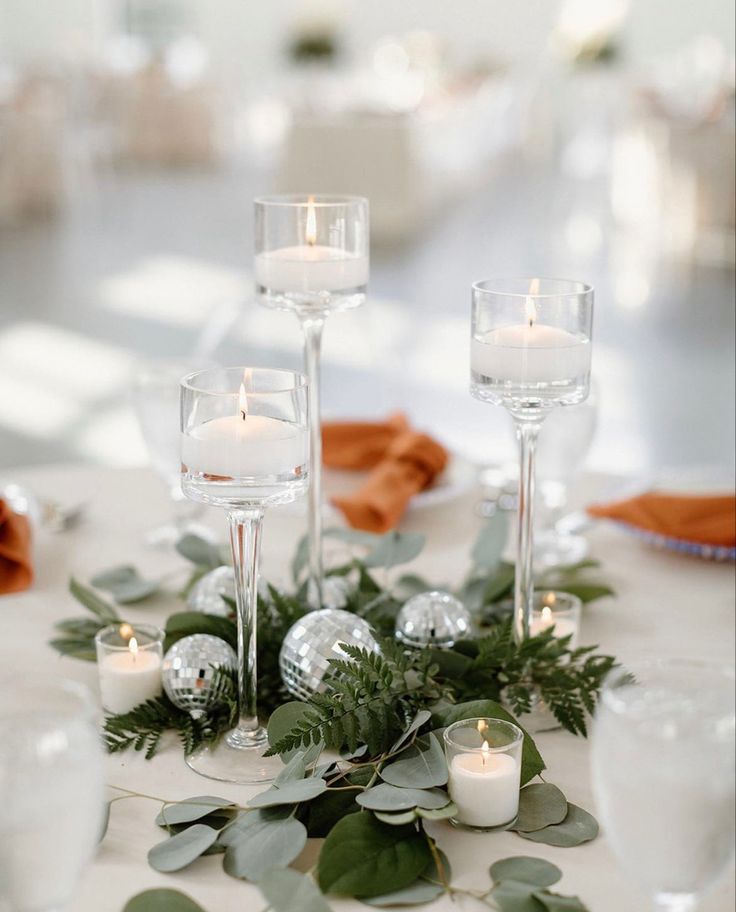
[255,195,369,607]
[591,659,735,912]
[470,278,593,643]
[181,367,309,782]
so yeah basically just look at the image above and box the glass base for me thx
[450,813,518,833]
[186,726,283,784]
[534,530,589,570]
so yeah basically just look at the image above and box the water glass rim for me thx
[600,657,736,714]
[181,366,308,396]
[443,717,524,752]
[0,674,96,721]
[95,623,165,651]
[254,193,369,209]
[472,277,594,299]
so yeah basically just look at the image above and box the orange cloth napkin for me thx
[0,498,33,594]
[323,415,449,533]
[587,491,736,548]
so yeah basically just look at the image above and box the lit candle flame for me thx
[481,740,490,767]
[129,636,139,661]
[119,623,134,641]
[239,382,248,422]
[526,277,540,327]
[305,195,317,247]
[541,606,553,625]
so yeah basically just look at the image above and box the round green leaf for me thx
[490,880,545,912]
[515,784,568,833]
[390,710,432,753]
[357,784,450,812]
[318,811,432,898]
[534,893,590,911]
[373,809,418,825]
[517,804,599,848]
[380,734,448,789]
[248,777,327,808]
[155,796,235,827]
[123,889,207,912]
[267,701,312,760]
[147,824,218,873]
[223,817,308,881]
[363,849,452,908]
[416,803,457,821]
[258,868,332,912]
[490,856,562,888]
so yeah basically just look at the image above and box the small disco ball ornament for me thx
[162,634,237,714]
[280,608,379,701]
[186,566,234,617]
[395,590,472,649]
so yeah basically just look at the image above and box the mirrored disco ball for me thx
[162,634,237,714]
[395,590,472,648]
[280,608,379,701]
[186,566,234,617]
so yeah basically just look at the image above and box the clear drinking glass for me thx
[133,358,206,546]
[255,194,369,608]
[591,659,736,912]
[0,676,105,912]
[180,366,309,782]
[470,277,593,643]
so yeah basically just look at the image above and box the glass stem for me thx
[299,314,326,609]
[227,507,264,740]
[512,417,544,643]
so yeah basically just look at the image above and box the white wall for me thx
[0,0,733,72]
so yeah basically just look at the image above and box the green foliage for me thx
[123,890,207,912]
[103,667,237,758]
[266,640,442,757]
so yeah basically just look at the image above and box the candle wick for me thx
[239,408,247,421]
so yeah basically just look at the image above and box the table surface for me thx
[1,464,734,912]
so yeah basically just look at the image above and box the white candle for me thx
[472,323,591,384]
[255,245,369,294]
[448,743,521,828]
[183,413,307,478]
[99,637,162,714]
[530,605,579,644]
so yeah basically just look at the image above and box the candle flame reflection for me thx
[119,623,134,641]
[305,196,317,246]
[129,636,139,660]
[239,383,248,422]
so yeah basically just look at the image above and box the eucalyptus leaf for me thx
[248,777,327,808]
[357,784,450,811]
[483,562,516,604]
[155,796,235,828]
[175,534,224,570]
[553,583,614,604]
[55,618,106,637]
[430,699,545,785]
[389,710,431,754]
[69,577,119,622]
[217,808,290,847]
[48,639,97,662]
[373,809,418,826]
[164,612,237,651]
[147,824,219,872]
[258,868,333,912]
[90,565,159,603]
[324,527,383,549]
[516,804,599,848]
[363,850,452,908]
[490,880,546,912]
[123,889,207,912]
[380,734,447,789]
[533,893,590,912]
[490,857,562,888]
[416,803,457,821]
[515,784,568,832]
[471,512,508,571]
[318,811,432,898]
[363,531,426,570]
[223,816,307,881]
[394,574,436,598]
[267,701,312,760]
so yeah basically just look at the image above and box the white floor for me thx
[0,152,733,482]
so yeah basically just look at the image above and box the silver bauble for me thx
[162,634,237,714]
[186,566,234,617]
[280,608,379,701]
[395,590,472,649]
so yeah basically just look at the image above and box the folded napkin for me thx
[587,491,736,548]
[0,498,33,594]
[323,415,449,533]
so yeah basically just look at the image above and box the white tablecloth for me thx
[1,465,734,912]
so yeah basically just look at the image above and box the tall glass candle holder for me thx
[181,367,309,782]
[255,195,369,608]
[470,278,593,643]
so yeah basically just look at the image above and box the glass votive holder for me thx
[95,623,164,715]
[529,590,582,647]
[443,717,523,831]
